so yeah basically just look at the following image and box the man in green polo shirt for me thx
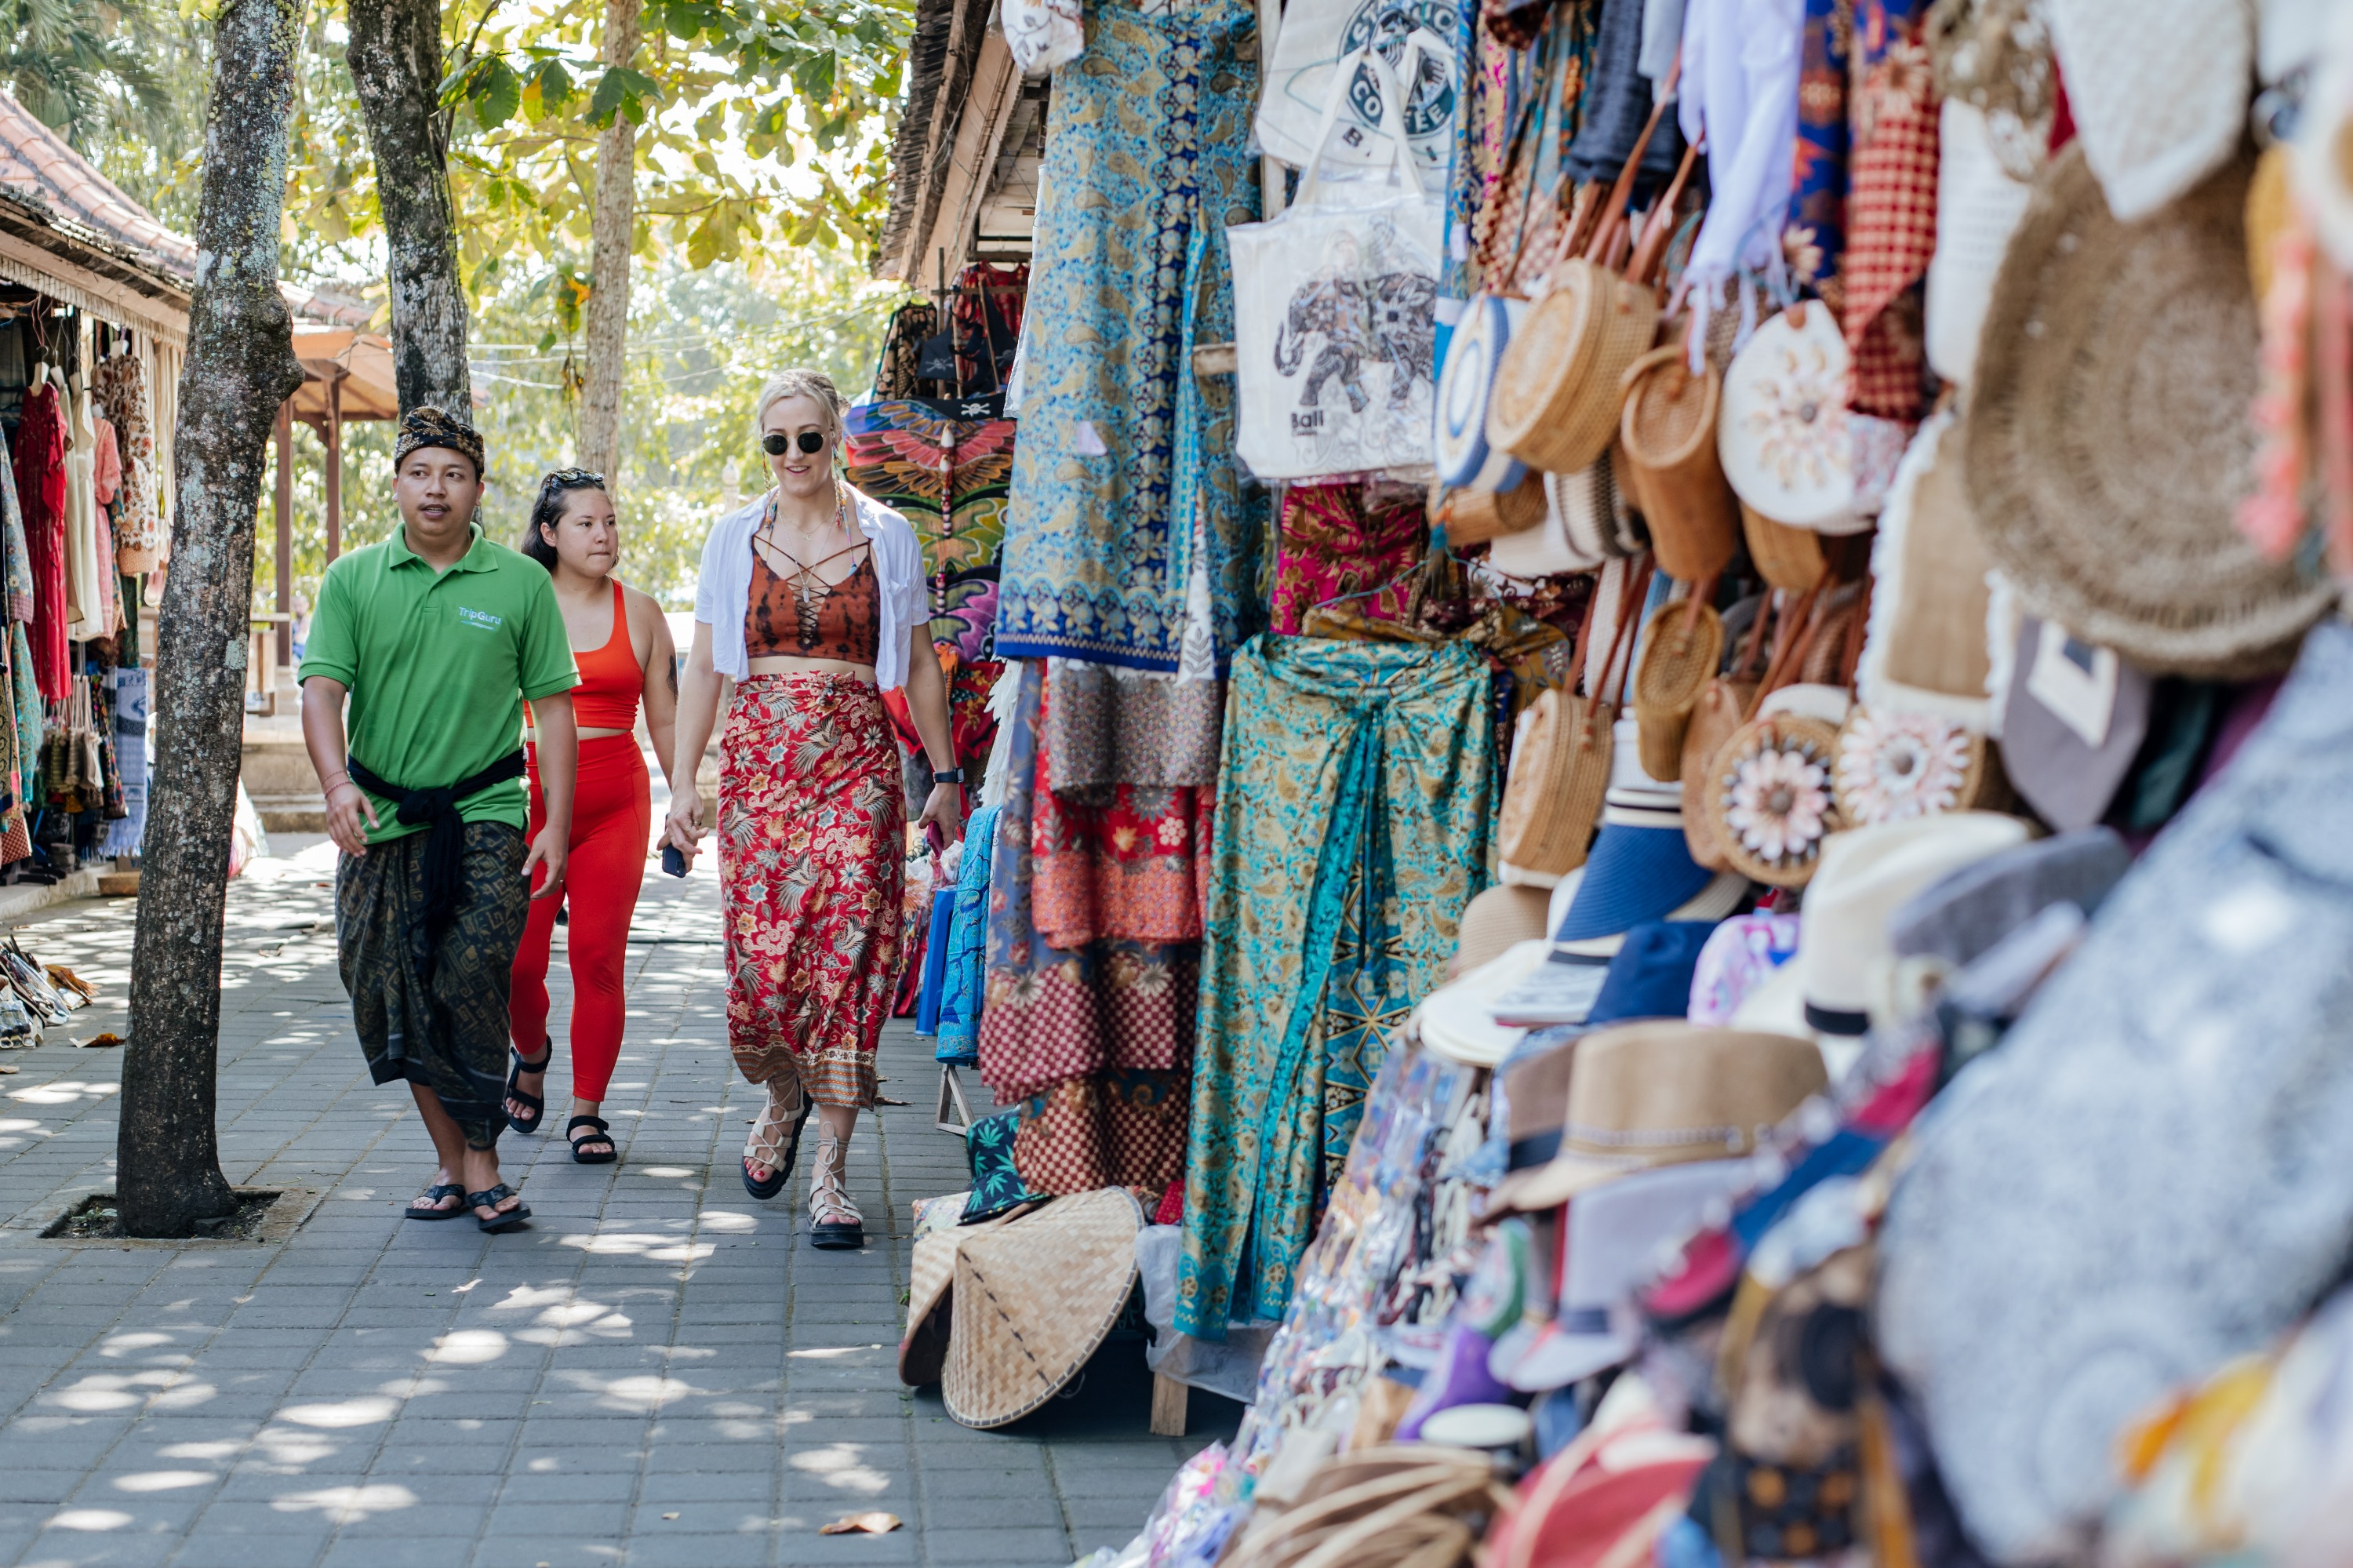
[300,406,579,1235]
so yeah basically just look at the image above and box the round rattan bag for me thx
[1489,260,1660,475]
[1966,144,2334,676]
[1703,712,1846,889]
[1631,600,1726,782]
[1831,707,2009,827]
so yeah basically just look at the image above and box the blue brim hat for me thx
[1555,822,1718,944]
[1586,920,1721,1026]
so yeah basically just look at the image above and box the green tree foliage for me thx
[72,1,917,613]
[267,253,893,616]
[3,0,176,165]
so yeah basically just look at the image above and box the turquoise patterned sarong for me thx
[1176,635,1495,1337]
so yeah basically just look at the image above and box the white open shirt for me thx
[692,485,928,691]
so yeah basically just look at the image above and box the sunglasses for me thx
[760,430,828,457]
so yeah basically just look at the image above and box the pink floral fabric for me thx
[719,672,906,1108]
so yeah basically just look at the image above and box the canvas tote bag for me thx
[1232,48,1447,480]
[1257,7,1457,179]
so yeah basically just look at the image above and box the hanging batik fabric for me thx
[935,803,1002,1068]
[1842,0,1940,421]
[1032,660,1222,949]
[977,664,1194,1195]
[0,424,35,853]
[1176,635,1496,1337]
[994,0,1264,672]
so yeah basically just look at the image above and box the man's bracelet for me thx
[933,767,966,786]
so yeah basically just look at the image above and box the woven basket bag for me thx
[1740,500,1835,593]
[1621,342,1740,582]
[1444,474,1547,545]
[1632,598,1726,781]
[1833,708,2013,825]
[1486,82,1696,478]
[1497,684,1613,878]
[1704,711,1847,889]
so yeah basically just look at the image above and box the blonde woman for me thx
[665,370,962,1248]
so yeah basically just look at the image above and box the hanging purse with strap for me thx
[1486,62,1681,476]
[1497,564,1646,882]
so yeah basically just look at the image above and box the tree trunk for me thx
[119,0,309,1239]
[576,0,642,481]
[347,0,471,413]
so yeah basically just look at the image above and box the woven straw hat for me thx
[899,1199,1035,1387]
[941,1188,1143,1428]
[1453,884,1557,977]
[1966,144,2334,678]
[1500,1022,1827,1210]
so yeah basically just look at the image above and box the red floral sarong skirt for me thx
[719,673,905,1108]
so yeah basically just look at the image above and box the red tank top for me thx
[565,581,642,729]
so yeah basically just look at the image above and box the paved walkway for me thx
[0,842,1229,1568]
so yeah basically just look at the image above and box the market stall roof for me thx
[873,0,1044,284]
[0,87,377,346]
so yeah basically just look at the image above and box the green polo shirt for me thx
[300,523,577,844]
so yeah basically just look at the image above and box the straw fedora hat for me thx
[940,1188,1144,1428]
[1966,144,2334,678]
[1453,885,1557,977]
[1498,1022,1826,1212]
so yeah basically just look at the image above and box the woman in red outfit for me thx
[505,469,680,1162]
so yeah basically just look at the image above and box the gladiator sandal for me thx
[806,1126,864,1250]
[741,1079,812,1202]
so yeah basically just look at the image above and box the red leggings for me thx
[508,735,650,1103]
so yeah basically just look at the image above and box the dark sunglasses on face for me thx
[761,430,828,457]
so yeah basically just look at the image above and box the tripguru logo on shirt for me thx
[456,606,504,632]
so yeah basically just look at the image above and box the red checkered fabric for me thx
[1008,1069,1189,1196]
[1844,45,1940,420]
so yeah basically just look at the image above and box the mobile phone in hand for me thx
[661,844,688,878]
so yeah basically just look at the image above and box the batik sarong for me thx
[337,821,530,1148]
[935,802,1002,1067]
[719,673,905,1108]
[980,663,1195,1130]
[1031,661,1220,949]
[1177,635,1497,1337]
[993,0,1264,671]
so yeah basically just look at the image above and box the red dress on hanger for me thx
[15,383,68,700]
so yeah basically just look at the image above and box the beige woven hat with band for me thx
[1966,143,2334,678]
[941,1188,1143,1429]
[1501,1022,1827,1211]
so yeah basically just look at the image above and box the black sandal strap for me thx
[467,1184,518,1210]
[566,1116,612,1142]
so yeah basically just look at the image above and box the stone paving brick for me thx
[0,853,1239,1568]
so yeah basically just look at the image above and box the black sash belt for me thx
[346,750,526,949]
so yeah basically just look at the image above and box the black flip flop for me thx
[567,1115,617,1165]
[403,1183,467,1221]
[467,1184,532,1234]
[504,1041,552,1135]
